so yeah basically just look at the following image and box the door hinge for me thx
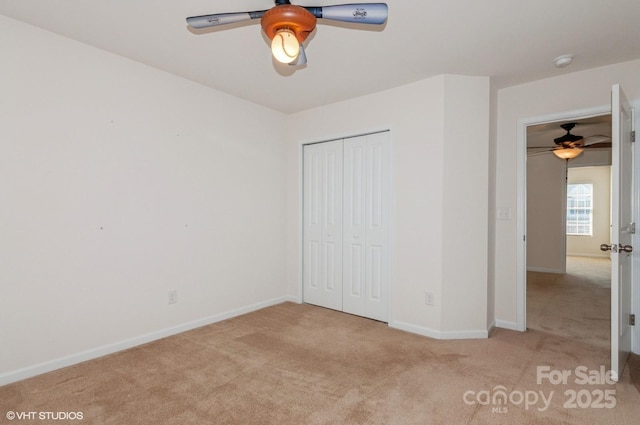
[632,130,636,143]
[630,222,636,234]
[631,314,636,326]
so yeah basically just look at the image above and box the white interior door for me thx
[609,84,634,382]
[303,140,343,311]
[343,132,391,322]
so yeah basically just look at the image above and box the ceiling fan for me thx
[528,123,612,160]
[186,1,388,66]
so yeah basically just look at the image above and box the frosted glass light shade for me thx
[553,147,583,160]
[271,29,299,64]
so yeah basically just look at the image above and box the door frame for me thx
[516,104,612,332]
[297,129,395,322]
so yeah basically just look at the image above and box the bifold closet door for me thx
[342,132,390,322]
[302,140,343,311]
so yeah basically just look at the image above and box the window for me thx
[566,183,593,236]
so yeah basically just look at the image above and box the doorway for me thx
[517,87,636,381]
[524,113,613,342]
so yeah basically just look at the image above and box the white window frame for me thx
[566,183,594,236]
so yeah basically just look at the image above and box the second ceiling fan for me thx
[528,122,612,160]
[186,1,388,66]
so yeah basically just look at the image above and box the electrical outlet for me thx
[168,290,178,305]
[425,291,435,306]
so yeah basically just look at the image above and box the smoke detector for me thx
[554,54,574,68]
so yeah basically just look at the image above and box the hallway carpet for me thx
[527,256,611,349]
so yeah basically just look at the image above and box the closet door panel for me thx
[364,132,391,322]
[343,137,367,316]
[303,145,324,305]
[303,141,343,311]
[321,144,343,310]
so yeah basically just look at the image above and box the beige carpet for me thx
[527,256,611,349]
[2,265,640,424]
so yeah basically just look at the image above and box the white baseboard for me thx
[487,320,496,336]
[0,295,297,387]
[495,319,519,331]
[566,252,610,259]
[389,321,489,340]
[526,266,563,274]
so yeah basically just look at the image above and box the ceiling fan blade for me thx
[527,149,554,157]
[289,44,308,66]
[586,142,612,149]
[305,3,388,25]
[186,11,266,29]
[583,135,611,146]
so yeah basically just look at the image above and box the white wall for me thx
[0,16,289,384]
[441,78,490,333]
[495,59,640,327]
[286,75,491,338]
[526,154,566,273]
[567,166,612,257]
[526,150,612,272]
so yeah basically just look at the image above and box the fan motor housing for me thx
[261,4,317,43]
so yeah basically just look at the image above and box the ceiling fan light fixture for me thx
[261,4,316,64]
[271,28,300,63]
[553,147,583,160]
[187,2,388,67]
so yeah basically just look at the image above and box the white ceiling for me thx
[1,1,639,114]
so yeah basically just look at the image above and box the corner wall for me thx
[286,75,491,338]
[441,76,490,333]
